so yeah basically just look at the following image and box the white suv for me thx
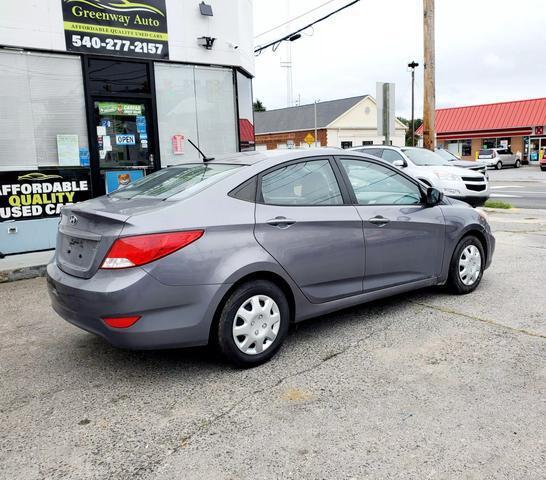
[350,146,489,207]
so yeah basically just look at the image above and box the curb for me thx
[0,264,48,283]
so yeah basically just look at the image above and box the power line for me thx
[254,0,361,55]
[254,0,338,39]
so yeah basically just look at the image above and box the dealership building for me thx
[418,98,546,162]
[0,0,254,255]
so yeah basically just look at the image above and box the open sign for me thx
[115,134,136,145]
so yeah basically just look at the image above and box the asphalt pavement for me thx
[488,165,546,208]
[1,208,545,480]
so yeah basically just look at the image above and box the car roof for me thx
[198,148,351,166]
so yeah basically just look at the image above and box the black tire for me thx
[495,161,502,170]
[215,280,290,367]
[540,167,546,172]
[447,235,485,295]
[515,159,521,168]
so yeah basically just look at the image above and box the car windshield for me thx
[479,149,493,156]
[435,149,458,161]
[109,163,241,199]
[402,148,449,166]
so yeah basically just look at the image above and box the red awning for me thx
[416,98,546,139]
[239,118,255,143]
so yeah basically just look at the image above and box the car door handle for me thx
[368,216,390,226]
[266,216,296,228]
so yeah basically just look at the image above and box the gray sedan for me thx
[47,149,495,367]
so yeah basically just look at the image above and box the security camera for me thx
[227,42,239,50]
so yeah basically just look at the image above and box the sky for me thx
[252,0,546,118]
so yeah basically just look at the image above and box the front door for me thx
[93,99,155,194]
[254,157,365,303]
[337,156,445,292]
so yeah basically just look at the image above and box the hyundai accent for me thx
[47,149,495,366]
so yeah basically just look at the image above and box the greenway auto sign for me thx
[0,170,92,221]
[62,0,169,59]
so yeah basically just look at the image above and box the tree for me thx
[253,99,266,112]
[397,116,423,146]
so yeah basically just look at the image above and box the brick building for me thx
[255,95,407,150]
[417,98,546,163]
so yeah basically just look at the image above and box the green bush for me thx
[484,200,512,209]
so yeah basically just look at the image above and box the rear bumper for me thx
[46,262,230,350]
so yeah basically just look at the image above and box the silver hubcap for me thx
[232,295,281,355]
[459,245,481,286]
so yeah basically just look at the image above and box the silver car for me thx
[478,148,521,169]
[47,149,495,366]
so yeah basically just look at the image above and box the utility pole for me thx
[314,100,318,147]
[422,0,435,150]
[408,61,419,146]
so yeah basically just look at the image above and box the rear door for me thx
[254,157,365,303]
[336,156,445,292]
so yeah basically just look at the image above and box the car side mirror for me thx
[392,159,406,168]
[426,187,443,206]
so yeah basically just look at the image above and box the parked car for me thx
[47,149,495,367]
[350,146,489,207]
[435,148,489,177]
[478,148,521,169]
[540,151,546,171]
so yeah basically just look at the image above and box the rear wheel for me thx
[495,161,502,170]
[215,280,289,367]
[515,159,521,168]
[447,235,485,294]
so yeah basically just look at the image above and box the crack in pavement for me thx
[410,300,546,340]
[150,321,392,478]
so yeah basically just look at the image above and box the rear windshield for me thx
[109,164,241,199]
[401,148,448,166]
[479,149,493,156]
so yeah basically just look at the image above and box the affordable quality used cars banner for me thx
[62,0,169,59]
[0,169,92,221]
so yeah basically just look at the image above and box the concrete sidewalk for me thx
[0,250,53,283]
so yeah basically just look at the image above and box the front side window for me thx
[110,163,240,199]
[261,160,343,206]
[340,158,422,205]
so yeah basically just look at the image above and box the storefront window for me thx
[154,63,200,164]
[447,139,471,157]
[483,138,511,149]
[236,71,255,151]
[195,66,237,157]
[0,51,88,169]
[155,64,237,165]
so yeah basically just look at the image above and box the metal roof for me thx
[254,95,368,134]
[416,98,546,136]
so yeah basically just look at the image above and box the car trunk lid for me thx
[56,197,163,279]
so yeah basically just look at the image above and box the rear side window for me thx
[109,164,240,199]
[359,148,383,157]
[381,149,405,164]
[261,159,343,206]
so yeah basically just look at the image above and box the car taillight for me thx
[101,230,204,269]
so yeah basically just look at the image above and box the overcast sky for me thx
[252,0,546,118]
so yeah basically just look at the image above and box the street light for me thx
[408,61,419,146]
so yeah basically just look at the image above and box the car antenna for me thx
[187,138,214,162]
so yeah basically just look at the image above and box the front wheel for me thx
[515,159,521,168]
[495,161,503,170]
[215,280,290,367]
[447,235,485,294]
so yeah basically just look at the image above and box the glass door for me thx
[93,99,155,193]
